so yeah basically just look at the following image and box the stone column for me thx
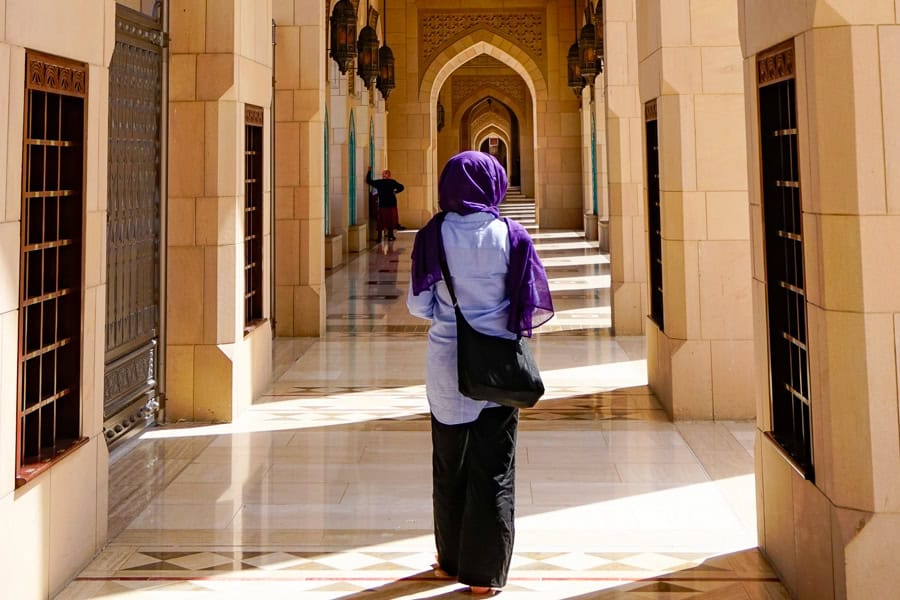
[604,0,646,335]
[636,0,753,419]
[581,85,598,240]
[272,0,327,336]
[594,77,610,250]
[328,73,350,259]
[167,0,274,419]
[741,1,900,598]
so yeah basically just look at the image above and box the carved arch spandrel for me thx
[418,9,545,79]
[419,32,547,106]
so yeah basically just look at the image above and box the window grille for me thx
[645,100,663,330]
[244,105,264,331]
[757,40,813,479]
[17,52,88,486]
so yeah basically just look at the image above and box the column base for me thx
[325,233,344,269]
[598,218,609,252]
[348,223,368,252]
[584,213,599,242]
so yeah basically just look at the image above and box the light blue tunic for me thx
[406,211,519,425]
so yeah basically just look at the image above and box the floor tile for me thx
[57,203,788,599]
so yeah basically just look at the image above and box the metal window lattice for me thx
[645,100,663,331]
[17,52,87,485]
[103,4,164,447]
[758,41,813,479]
[244,105,264,329]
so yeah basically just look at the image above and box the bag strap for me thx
[434,212,460,309]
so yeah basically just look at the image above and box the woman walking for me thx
[407,151,554,594]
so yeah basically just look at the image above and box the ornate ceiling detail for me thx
[451,75,527,113]
[419,9,545,71]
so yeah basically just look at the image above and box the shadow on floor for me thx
[334,568,476,598]
[329,549,784,599]
[560,548,785,599]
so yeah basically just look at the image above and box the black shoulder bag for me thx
[437,223,545,409]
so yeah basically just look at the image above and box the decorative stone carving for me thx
[419,10,545,71]
[451,75,527,113]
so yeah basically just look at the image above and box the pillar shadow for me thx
[335,568,480,599]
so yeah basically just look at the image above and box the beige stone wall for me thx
[604,0,647,335]
[637,0,753,420]
[741,1,900,598]
[0,1,114,597]
[167,0,273,419]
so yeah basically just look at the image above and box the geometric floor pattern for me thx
[65,547,786,598]
[57,202,789,599]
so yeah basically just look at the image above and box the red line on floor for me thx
[74,575,781,583]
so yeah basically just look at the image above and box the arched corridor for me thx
[59,208,784,598]
[5,1,900,597]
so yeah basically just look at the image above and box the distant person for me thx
[407,151,554,595]
[366,168,404,242]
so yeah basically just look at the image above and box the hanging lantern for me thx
[437,99,445,131]
[357,5,380,88]
[579,4,598,81]
[567,0,584,97]
[376,0,396,100]
[594,0,605,73]
[567,42,584,97]
[329,0,357,75]
[376,44,395,100]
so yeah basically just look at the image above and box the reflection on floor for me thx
[58,202,788,598]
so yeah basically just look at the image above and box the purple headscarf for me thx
[411,151,554,337]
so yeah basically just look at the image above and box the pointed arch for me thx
[418,30,547,106]
[474,125,511,156]
[451,86,527,134]
[419,32,547,212]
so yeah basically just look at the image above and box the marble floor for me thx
[57,201,787,599]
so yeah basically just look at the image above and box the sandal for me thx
[469,586,499,595]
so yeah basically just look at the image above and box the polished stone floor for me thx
[57,201,787,598]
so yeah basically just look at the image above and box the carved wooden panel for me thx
[645,98,657,121]
[419,9,545,71]
[757,40,795,87]
[26,53,87,97]
[245,104,264,126]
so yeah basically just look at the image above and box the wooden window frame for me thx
[757,40,814,480]
[645,99,664,331]
[243,104,265,333]
[16,51,89,487]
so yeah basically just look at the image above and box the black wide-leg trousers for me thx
[431,405,519,588]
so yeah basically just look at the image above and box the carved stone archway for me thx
[418,31,548,213]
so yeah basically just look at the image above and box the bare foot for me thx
[432,565,453,579]
[469,586,495,595]
[432,555,454,579]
